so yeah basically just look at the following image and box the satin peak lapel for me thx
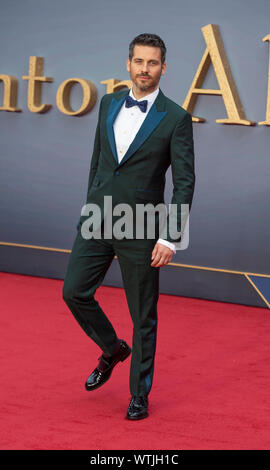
[106,93,128,164]
[118,101,167,167]
[106,88,168,167]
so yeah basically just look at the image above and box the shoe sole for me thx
[126,412,149,420]
[85,344,131,392]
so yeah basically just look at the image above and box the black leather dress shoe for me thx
[85,339,131,391]
[126,395,149,420]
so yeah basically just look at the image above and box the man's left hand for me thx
[151,242,174,267]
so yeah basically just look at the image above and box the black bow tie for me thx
[125,95,148,113]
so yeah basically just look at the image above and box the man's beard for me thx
[136,80,153,91]
[133,72,161,92]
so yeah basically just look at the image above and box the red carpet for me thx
[0,271,270,450]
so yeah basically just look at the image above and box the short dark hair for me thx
[129,33,167,64]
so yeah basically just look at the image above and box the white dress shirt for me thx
[113,87,176,254]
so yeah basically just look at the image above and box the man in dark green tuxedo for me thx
[63,33,195,420]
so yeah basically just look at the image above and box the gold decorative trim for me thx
[1,240,269,308]
[0,241,70,253]
[244,274,270,309]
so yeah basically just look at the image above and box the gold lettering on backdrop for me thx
[56,78,97,116]
[183,24,256,125]
[258,34,270,126]
[0,75,22,112]
[100,78,132,93]
[1,27,270,122]
[22,57,53,113]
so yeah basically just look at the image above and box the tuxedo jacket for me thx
[82,87,195,243]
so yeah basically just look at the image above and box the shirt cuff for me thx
[157,238,176,254]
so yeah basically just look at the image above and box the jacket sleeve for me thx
[160,112,195,243]
[76,96,104,231]
[85,95,105,200]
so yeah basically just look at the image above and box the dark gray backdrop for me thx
[1,0,270,308]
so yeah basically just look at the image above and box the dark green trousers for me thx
[62,223,160,397]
